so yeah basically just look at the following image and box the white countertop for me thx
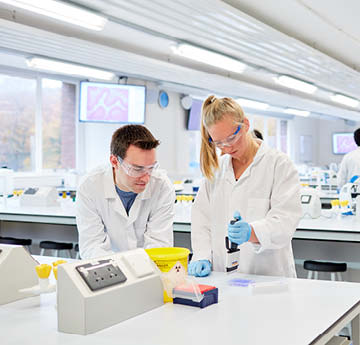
[1,256,360,345]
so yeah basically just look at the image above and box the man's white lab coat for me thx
[191,142,301,278]
[76,165,175,259]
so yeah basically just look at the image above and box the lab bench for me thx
[2,201,360,280]
[1,255,360,345]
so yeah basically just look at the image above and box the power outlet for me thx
[76,259,127,291]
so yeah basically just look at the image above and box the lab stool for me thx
[74,243,80,259]
[0,236,32,252]
[303,260,347,281]
[39,241,73,258]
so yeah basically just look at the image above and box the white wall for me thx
[290,116,360,167]
[79,80,360,176]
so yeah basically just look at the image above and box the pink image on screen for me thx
[336,135,357,154]
[86,86,129,122]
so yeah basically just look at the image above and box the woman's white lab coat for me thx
[76,165,175,259]
[191,141,302,278]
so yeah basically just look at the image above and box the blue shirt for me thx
[115,185,137,215]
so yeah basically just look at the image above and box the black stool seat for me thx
[39,241,73,250]
[304,260,347,272]
[0,236,32,246]
[74,243,79,252]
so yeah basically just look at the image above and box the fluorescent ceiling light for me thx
[284,108,310,117]
[275,75,317,94]
[26,57,115,81]
[0,0,107,31]
[331,94,359,108]
[171,43,247,74]
[236,98,269,110]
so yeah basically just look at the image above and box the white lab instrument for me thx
[0,244,38,305]
[0,167,14,206]
[20,186,59,207]
[57,248,163,335]
[300,187,321,219]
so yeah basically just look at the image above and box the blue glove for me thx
[188,260,211,277]
[228,211,252,245]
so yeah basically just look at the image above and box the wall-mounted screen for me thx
[332,132,357,155]
[79,82,146,123]
[187,99,203,131]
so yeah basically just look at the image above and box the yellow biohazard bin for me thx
[145,247,190,302]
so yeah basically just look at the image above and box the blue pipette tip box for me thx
[172,284,218,308]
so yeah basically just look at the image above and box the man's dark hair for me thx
[354,128,360,146]
[110,125,160,159]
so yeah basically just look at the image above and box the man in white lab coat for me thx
[337,128,360,188]
[189,96,301,278]
[76,125,175,259]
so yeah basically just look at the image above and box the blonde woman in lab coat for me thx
[189,96,302,278]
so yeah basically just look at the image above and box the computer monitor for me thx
[79,81,146,124]
[187,99,203,131]
[332,132,357,154]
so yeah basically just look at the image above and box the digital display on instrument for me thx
[301,195,312,204]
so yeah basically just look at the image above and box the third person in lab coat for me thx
[337,127,360,188]
[189,95,302,278]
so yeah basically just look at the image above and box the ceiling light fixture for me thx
[171,43,247,74]
[275,75,317,94]
[284,108,310,117]
[236,98,269,110]
[331,94,359,108]
[26,57,115,81]
[0,0,107,31]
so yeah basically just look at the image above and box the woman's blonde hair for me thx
[200,95,245,179]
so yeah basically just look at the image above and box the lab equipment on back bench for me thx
[0,167,14,206]
[20,186,59,207]
[57,248,163,335]
[0,244,38,305]
[339,181,360,215]
[300,187,321,219]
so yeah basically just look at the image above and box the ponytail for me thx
[200,95,218,179]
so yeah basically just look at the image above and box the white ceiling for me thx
[0,0,359,121]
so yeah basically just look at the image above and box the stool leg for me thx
[55,249,59,257]
[314,271,319,280]
[331,272,336,281]
[337,272,343,281]
[307,271,313,279]
[67,250,72,259]
[76,252,80,260]
[40,248,45,256]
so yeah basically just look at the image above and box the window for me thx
[0,72,76,172]
[42,79,76,169]
[0,74,36,171]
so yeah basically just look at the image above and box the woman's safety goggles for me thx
[117,157,159,177]
[208,125,242,148]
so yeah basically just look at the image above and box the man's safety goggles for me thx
[117,157,159,177]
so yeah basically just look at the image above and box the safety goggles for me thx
[208,125,242,148]
[117,157,159,177]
